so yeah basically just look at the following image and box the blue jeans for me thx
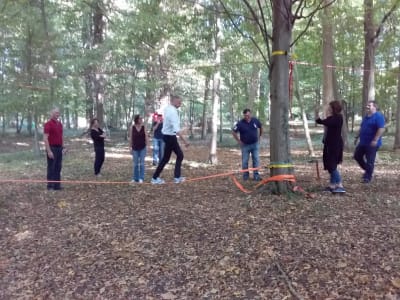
[329,169,342,185]
[241,142,260,179]
[47,146,63,189]
[152,137,165,165]
[353,144,379,181]
[132,147,146,181]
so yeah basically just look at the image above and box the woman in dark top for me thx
[316,100,345,193]
[129,114,149,183]
[90,118,106,176]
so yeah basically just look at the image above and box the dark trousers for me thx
[94,146,105,175]
[152,135,183,179]
[47,146,63,189]
[353,144,378,181]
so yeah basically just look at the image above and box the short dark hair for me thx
[243,108,251,114]
[329,100,342,115]
[368,100,378,108]
[90,118,98,127]
[134,114,141,125]
[171,95,181,102]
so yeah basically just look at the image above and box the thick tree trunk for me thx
[269,0,293,193]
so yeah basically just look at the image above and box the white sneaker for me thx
[174,177,186,183]
[138,179,143,183]
[151,177,165,184]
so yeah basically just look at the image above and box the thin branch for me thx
[218,0,270,67]
[256,0,272,60]
[373,0,400,42]
[242,0,273,40]
[274,261,305,300]
[1,0,9,14]
[291,0,337,47]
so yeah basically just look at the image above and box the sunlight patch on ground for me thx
[14,230,33,242]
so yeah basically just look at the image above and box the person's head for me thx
[50,107,60,120]
[366,100,378,115]
[243,108,252,122]
[134,114,143,125]
[90,118,99,128]
[329,100,343,115]
[170,95,182,108]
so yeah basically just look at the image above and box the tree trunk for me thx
[293,61,315,157]
[208,11,222,164]
[394,51,400,150]
[201,75,210,140]
[248,49,260,109]
[269,0,293,193]
[83,1,107,126]
[322,2,335,105]
[362,0,376,116]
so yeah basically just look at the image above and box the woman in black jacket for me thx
[316,100,345,193]
[90,118,106,176]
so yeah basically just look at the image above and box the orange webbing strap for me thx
[255,174,296,188]
[230,174,296,194]
[230,175,253,194]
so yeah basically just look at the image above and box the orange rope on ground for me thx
[0,168,301,195]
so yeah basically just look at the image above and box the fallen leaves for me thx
[0,136,400,298]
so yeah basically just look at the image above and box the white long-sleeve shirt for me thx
[161,104,180,135]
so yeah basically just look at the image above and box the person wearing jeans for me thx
[232,108,262,181]
[129,114,149,183]
[151,95,189,184]
[43,107,65,191]
[151,113,165,165]
[316,100,345,193]
[353,100,385,183]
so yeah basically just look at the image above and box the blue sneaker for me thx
[332,187,346,193]
[174,177,186,183]
[151,177,165,184]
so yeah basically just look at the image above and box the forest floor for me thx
[1,131,400,299]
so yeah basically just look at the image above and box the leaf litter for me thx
[0,135,399,299]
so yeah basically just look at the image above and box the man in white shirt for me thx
[151,95,190,184]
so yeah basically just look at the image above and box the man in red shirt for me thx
[43,107,64,190]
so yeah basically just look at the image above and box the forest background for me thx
[1,0,400,153]
[1,0,400,298]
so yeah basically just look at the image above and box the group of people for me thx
[43,98,385,192]
[43,95,190,189]
[316,100,385,193]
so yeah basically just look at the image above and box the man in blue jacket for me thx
[354,100,385,183]
[232,108,262,181]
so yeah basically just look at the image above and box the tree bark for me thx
[269,0,293,193]
[362,0,376,116]
[208,11,222,164]
[394,51,400,150]
[293,61,315,157]
[201,74,210,140]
